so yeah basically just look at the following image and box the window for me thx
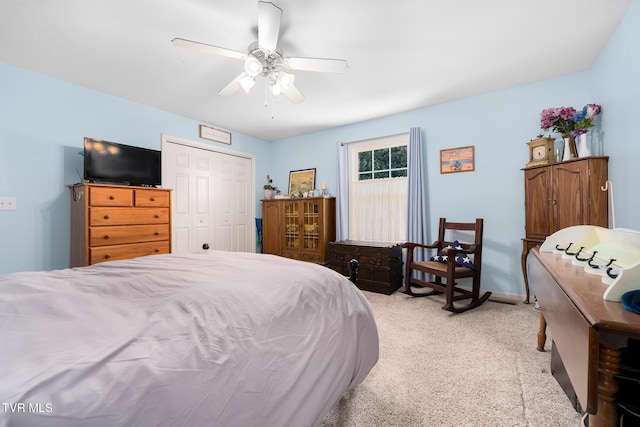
[358,146,408,180]
[348,134,409,242]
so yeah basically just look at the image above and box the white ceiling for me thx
[0,0,633,142]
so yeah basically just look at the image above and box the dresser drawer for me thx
[89,224,171,247]
[89,207,169,226]
[89,241,170,264]
[89,186,134,207]
[281,250,301,260]
[135,189,170,207]
[300,252,322,263]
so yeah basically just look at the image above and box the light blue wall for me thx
[1,0,638,297]
[269,73,593,297]
[269,0,640,297]
[0,64,271,274]
[590,0,640,229]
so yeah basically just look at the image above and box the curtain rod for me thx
[340,131,409,146]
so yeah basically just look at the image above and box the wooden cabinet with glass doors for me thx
[261,197,336,264]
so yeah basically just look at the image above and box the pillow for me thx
[429,240,477,271]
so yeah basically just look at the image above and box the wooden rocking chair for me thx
[403,218,491,313]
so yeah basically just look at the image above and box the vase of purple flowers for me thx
[540,104,602,160]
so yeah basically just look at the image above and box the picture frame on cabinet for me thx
[288,168,316,196]
[440,145,475,174]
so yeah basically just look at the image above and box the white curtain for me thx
[350,178,407,241]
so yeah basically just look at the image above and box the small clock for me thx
[526,137,556,168]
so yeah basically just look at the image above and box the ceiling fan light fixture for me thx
[270,83,282,97]
[269,70,294,96]
[238,74,257,93]
[244,56,263,77]
[276,70,294,88]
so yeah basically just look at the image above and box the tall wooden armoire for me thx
[521,157,608,302]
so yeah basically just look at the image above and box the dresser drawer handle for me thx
[103,234,110,240]
[154,214,160,219]
[154,231,160,236]
[104,214,110,220]
[109,195,116,200]
[104,254,111,259]
[150,197,156,202]
[154,248,160,253]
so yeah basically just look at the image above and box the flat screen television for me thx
[83,138,161,186]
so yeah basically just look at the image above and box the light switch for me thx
[0,197,16,211]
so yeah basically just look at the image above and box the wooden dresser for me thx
[262,197,335,264]
[528,248,640,427]
[328,240,403,294]
[521,157,608,302]
[70,183,172,266]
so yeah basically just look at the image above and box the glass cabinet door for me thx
[302,200,320,251]
[284,201,299,250]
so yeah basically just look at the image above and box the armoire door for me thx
[262,202,281,255]
[524,167,553,240]
[552,161,588,231]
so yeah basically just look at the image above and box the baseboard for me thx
[488,290,526,305]
[456,286,526,305]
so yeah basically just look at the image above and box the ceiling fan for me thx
[172,1,348,104]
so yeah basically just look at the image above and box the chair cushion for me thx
[414,260,471,273]
[429,240,478,271]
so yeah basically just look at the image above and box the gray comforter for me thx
[0,251,378,427]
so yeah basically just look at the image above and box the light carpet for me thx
[321,290,583,427]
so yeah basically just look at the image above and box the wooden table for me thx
[527,247,640,427]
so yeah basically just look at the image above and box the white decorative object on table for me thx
[575,133,590,157]
[562,136,573,161]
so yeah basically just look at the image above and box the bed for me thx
[0,251,379,427]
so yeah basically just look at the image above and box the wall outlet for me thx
[0,197,17,211]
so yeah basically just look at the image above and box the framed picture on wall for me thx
[199,124,232,145]
[288,168,316,196]
[440,146,475,174]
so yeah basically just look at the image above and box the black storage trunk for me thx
[328,240,403,295]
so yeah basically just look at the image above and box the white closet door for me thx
[162,135,255,254]
[212,152,252,252]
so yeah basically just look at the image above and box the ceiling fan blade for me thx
[283,83,305,104]
[218,73,244,96]
[284,57,348,73]
[257,1,282,52]
[172,38,246,60]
